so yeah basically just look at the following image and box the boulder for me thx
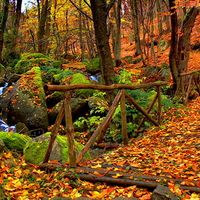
[85,58,101,75]
[152,184,178,200]
[0,131,31,154]
[48,98,89,126]
[6,67,49,131]
[70,73,96,98]
[14,53,51,74]
[23,132,91,165]
[46,91,65,109]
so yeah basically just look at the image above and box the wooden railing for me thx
[176,70,200,104]
[43,81,168,167]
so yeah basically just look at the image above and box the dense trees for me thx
[0,0,199,95]
[0,0,9,62]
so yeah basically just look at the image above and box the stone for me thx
[23,132,91,165]
[48,98,89,126]
[0,131,31,154]
[6,67,49,131]
[152,184,178,200]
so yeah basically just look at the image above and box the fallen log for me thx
[39,163,200,193]
[64,173,200,193]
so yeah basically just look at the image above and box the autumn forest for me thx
[0,0,200,199]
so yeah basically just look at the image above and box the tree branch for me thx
[69,0,93,21]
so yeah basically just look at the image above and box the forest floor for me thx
[1,37,200,199]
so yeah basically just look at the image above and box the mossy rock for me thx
[14,53,60,77]
[14,53,51,74]
[0,131,31,153]
[85,58,101,75]
[7,67,49,130]
[53,69,75,84]
[23,132,91,165]
[70,73,96,98]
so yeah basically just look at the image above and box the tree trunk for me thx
[156,0,163,36]
[7,0,22,53]
[168,0,179,90]
[177,7,199,73]
[79,0,85,61]
[37,0,49,54]
[0,0,9,63]
[130,0,142,57]
[113,0,122,65]
[90,0,115,104]
[169,0,199,93]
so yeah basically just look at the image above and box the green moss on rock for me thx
[8,67,49,130]
[85,58,101,74]
[23,132,91,165]
[70,73,96,98]
[0,132,31,153]
[14,53,52,74]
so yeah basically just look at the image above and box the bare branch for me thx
[69,0,93,21]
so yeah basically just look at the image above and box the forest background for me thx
[0,0,200,199]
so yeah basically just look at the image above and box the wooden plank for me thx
[64,92,76,168]
[76,90,122,163]
[43,102,65,163]
[157,86,162,125]
[45,82,168,91]
[125,93,159,126]
[120,89,128,145]
[137,92,158,130]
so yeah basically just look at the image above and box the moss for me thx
[22,53,50,60]
[70,73,96,98]
[24,132,91,165]
[0,132,31,153]
[14,53,52,74]
[24,139,49,165]
[85,58,100,74]
[52,61,62,68]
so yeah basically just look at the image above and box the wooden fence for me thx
[43,81,168,167]
[176,70,200,104]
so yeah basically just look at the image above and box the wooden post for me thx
[125,93,159,126]
[137,92,158,130]
[76,90,122,163]
[120,90,128,145]
[157,86,162,125]
[43,102,65,163]
[64,92,76,168]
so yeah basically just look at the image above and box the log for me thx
[45,82,168,92]
[43,102,65,163]
[64,173,200,193]
[64,92,76,168]
[125,93,159,126]
[180,70,200,76]
[39,163,200,193]
[120,89,128,145]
